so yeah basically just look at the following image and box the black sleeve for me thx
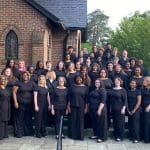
[99,88,107,104]
[122,89,127,106]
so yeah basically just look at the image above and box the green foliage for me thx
[81,42,92,52]
[110,11,150,71]
[88,9,111,46]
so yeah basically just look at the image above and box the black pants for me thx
[35,104,47,136]
[0,121,8,139]
[112,109,125,139]
[68,107,84,140]
[14,103,34,137]
[143,112,150,143]
[90,107,108,140]
[54,109,65,135]
[128,110,140,140]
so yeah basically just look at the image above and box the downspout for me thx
[63,29,70,60]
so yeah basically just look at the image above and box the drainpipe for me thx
[63,29,70,60]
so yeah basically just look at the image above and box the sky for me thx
[88,0,150,29]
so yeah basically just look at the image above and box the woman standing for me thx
[34,75,51,138]
[13,72,35,138]
[0,75,11,140]
[108,78,127,141]
[127,80,141,143]
[68,75,88,140]
[88,79,107,142]
[51,77,68,138]
[141,76,150,143]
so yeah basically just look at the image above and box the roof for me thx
[24,0,87,30]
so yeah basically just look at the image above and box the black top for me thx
[15,81,35,104]
[129,76,144,89]
[127,89,141,110]
[101,78,113,90]
[46,79,57,96]
[108,88,127,110]
[52,87,68,110]
[55,70,66,80]
[66,72,78,87]
[0,88,11,121]
[141,88,150,108]
[69,84,88,108]
[34,85,49,106]
[88,88,107,110]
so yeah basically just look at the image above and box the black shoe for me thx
[89,136,97,139]
[97,139,103,143]
[36,134,41,138]
[15,135,22,138]
[61,134,66,139]
[42,133,47,137]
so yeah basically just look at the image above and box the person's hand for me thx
[128,110,132,116]
[51,109,55,115]
[66,109,68,115]
[121,107,125,114]
[131,109,136,115]
[35,105,39,112]
[97,108,102,116]
[48,105,51,111]
[145,105,150,112]
[14,102,19,109]
[84,107,88,114]
[67,106,71,113]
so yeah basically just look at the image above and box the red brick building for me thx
[0,0,87,69]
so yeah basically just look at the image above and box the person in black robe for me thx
[35,60,46,76]
[51,77,68,138]
[108,77,127,141]
[0,75,11,140]
[127,80,141,143]
[13,71,35,138]
[88,79,107,142]
[68,75,88,140]
[141,76,150,143]
[34,75,51,138]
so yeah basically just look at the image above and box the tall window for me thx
[5,30,18,59]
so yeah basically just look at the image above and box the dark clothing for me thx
[88,88,108,140]
[66,72,78,87]
[35,68,46,76]
[0,88,11,140]
[46,80,57,96]
[68,85,88,140]
[13,81,35,137]
[118,57,129,67]
[141,88,150,143]
[34,86,49,137]
[108,88,127,139]
[127,89,141,140]
[55,70,66,80]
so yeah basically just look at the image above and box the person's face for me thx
[125,62,130,69]
[39,76,45,84]
[0,77,7,86]
[115,65,121,72]
[131,60,136,66]
[5,68,12,76]
[46,62,52,69]
[135,68,141,76]
[76,62,81,69]
[69,63,75,71]
[18,61,25,68]
[122,51,128,57]
[76,76,83,84]
[95,80,100,88]
[81,68,87,74]
[93,65,98,71]
[58,78,65,86]
[130,80,137,89]
[58,62,64,69]
[107,63,113,70]
[38,62,44,68]
[29,67,34,74]
[9,60,15,67]
[115,79,121,87]
[107,44,111,49]
[100,70,106,78]
[22,73,29,81]
[143,78,148,87]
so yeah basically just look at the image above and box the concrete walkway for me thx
[0,128,150,150]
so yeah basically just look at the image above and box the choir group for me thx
[0,43,150,144]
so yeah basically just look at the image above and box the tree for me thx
[110,11,150,70]
[88,9,111,46]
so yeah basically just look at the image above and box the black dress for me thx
[68,84,88,140]
[0,88,11,139]
[13,81,35,137]
[108,88,127,140]
[127,89,141,141]
[34,85,49,137]
[52,87,68,135]
[88,88,107,140]
[141,88,150,143]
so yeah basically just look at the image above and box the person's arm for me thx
[132,95,141,114]
[121,89,127,114]
[12,86,19,109]
[47,92,51,111]
[34,91,39,112]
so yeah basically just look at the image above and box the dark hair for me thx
[35,60,44,70]
[5,59,15,68]
[100,68,108,78]
[74,75,83,84]
[94,78,104,89]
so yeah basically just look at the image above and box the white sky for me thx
[88,0,150,29]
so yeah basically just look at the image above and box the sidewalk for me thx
[0,128,149,150]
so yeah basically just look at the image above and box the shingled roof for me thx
[25,0,87,30]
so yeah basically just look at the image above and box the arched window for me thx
[5,30,18,59]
